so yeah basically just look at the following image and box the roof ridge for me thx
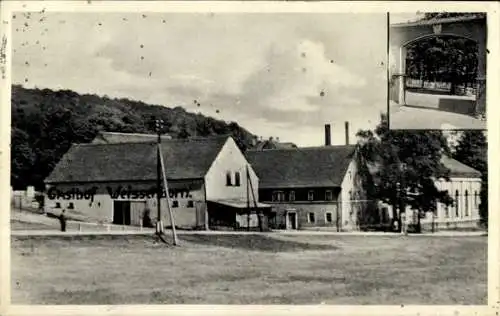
[247,144,356,152]
[79,134,230,147]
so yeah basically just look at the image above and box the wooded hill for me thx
[11,85,257,190]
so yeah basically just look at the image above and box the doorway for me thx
[113,201,131,225]
[286,211,297,230]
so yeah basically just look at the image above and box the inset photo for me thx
[388,12,487,130]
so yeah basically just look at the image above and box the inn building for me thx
[245,123,369,231]
[44,133,270,230]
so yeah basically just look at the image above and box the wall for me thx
[384,176,482,230]
[205,137,259,203]
[339,157,363,230]
[269,202,340,230]
[428,176,481,223]
[44,180,206,228]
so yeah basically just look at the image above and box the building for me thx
[245,124,368,231]
[44,133,270,230]
[252,137,298,150]
[376,156,482,231]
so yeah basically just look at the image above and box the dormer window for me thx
[325,190,333,201]
[308,190,314,201]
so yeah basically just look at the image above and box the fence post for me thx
[79,223,82,232]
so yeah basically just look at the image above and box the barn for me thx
[44,133,270,230]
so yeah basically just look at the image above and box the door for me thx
[286,212,297,230]
[113,201,131,225]
[130,201,146,226]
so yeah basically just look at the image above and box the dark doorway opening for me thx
[113,201,131,225]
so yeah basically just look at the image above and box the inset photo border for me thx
[388,12,487,131]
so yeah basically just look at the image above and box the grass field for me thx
[11,234,487,305]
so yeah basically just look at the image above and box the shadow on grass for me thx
[179,234,339,252]
[40,288,121,305]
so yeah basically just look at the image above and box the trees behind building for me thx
[11,85,257,190]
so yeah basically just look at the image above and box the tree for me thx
[451,131,487,228]
[11,128,36,189]
[357,114,453,232]
[10,85,258,189]
[421,12,486,21]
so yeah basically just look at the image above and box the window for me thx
[55,202,61,208]
[325,190,333,201]
[308,190,314,201]
[235,172,241,187]
[272,191,285,202]
[226,172,232,186]
[187,200,194,208]
[68,202,74,209]
[474,191,479,209]
[325,212,333,223]
[278,192,285,202]
[464,190,469,216]
[308,212,315,223]
[455,190,459,217]
[444,190,449,217]
[289,190,295,201]
[172,200,179,208]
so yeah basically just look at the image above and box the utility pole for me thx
[159,144,179,246]
[155,119,164,235]
[246,165,250,231]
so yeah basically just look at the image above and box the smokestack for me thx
[324,124,331,146]
[345,121,350,145]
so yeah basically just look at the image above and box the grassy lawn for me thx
[11,234,487,305]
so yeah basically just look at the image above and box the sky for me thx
[12,12,388,147]
[390,12,423,24]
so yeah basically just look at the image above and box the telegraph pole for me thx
[155,119,164,235]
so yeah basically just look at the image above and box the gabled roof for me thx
[367,155,481,183]
[440,156,482,178]
[45,136,229,184]
[91,132,172,144]
[245,145,356,189]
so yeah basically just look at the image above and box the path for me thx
[389,103,486,130]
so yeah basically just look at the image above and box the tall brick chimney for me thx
[325,124,331,146]
[345,121,350,145]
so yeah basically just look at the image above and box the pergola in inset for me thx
[389,15,486,116]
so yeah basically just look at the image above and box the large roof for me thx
[367,155,481,183]
[45,136,229,184]
[245,145,356,189]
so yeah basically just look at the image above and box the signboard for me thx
[46,185,198,201]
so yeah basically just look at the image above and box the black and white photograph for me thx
[388,12,487,130]
[1,1,496,314]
